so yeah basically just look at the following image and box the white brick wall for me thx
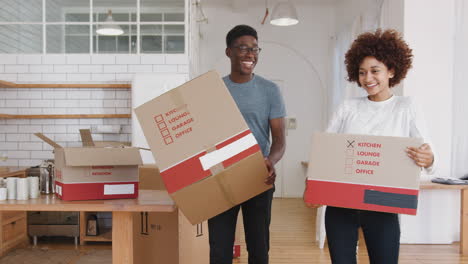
[0,54,188,166]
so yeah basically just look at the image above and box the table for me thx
[420,181,468,255]
[0,190,176,264]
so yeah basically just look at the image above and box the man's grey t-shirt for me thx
[223,74,286,157]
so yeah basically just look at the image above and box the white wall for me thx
[399,0,458,244]
[198,0,335,197]
[0,53,188,167]
[451,0,468,179]
[403,0,454,178]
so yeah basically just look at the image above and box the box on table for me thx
[138,164,166,190]
[304,132,422,215]
[135,71,271,224]
[134,165,209,264]
[35,130,142,201]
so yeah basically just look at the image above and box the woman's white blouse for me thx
[326,95,436,174]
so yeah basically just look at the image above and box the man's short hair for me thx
[226,25,258,47]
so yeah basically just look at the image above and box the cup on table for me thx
[16,178,29,200]
[0,187,7,200]
[28,176,39,199]
[6,177,17,200]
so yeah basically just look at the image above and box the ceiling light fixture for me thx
[270,0,299,26]
[96,10,124,36]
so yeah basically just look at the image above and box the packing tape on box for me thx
[214,170,237,206]
[199,133,257,171]
[205,146,225,175]
[205,145,236,206]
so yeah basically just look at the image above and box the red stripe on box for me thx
[160,151,211,194]
[161,130,260,194]
[222,145,260,168]
[217,129,260,168]
[304,180,418,215]
[55,181,139,201]
[216,130,252,149]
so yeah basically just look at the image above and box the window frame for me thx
[0,0,187,54]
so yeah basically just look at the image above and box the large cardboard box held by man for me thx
[304,132,422,215]
[135,71,270,224]
[35,132,142,201]
[134,165,209,264]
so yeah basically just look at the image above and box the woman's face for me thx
[358,56,394,101]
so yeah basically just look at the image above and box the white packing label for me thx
[56,185,62,195]
[199,133,257,171]
[104,184,135,195]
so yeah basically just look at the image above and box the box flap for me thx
[79,129,95,147]
[171,152,270,224]
[63,147,143,166]
[139,165,166,190]
[93,141,131,147]
[34,133,62,148]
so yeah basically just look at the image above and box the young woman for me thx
[306,29,436,264]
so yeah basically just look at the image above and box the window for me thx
[0,0,186,54]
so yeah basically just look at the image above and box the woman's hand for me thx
[303,177,323,208]
[406,143,434,168]
[304,202,323,209]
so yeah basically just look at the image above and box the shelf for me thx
[0,80,130,89]
[81,227,112,243]
[80,211,113,245]
[2,213,26,227]
[0,114,131,119]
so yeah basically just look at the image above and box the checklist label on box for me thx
[164,137,174,145]
[158,121,167,130]
[160,129,170,137]
[153,106,195,145]
[154,114,164,123]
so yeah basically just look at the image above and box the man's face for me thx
[226,35,259,76]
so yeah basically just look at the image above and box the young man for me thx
[208,25,286,264]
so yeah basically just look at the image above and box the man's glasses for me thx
[231,45,262,55]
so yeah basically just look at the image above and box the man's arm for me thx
[265,117,286,184]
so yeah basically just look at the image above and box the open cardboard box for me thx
[35,129,142,200]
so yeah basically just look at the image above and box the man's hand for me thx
[264,158,276,185]
[406,143,434,168]
[265,118,285,185]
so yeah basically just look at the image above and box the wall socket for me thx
[286,117,297,130]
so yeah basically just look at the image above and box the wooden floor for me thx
[3,198,468,263]
[234,198,468,264]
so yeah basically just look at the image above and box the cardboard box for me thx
[35,132,142,201]
[133,210,209,264]
[304,132,422,215]
[134,166,209,264]
[135,71,270,224]
[139,165,166,190]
